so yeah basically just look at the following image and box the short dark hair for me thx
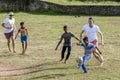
[20,22,24,26]
[63,25,67,29]
[89,17,94,22]
[83,36,88,41]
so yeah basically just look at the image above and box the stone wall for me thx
[0,0,30,11]
[0,0,120,15]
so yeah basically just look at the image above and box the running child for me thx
[76,36,102,73]
[15,22,28,55]
[55,25,80,64]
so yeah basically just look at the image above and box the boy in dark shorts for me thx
[15,22,28,55]
[55,25,80,64]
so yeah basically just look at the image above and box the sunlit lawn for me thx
[0,12,119,80]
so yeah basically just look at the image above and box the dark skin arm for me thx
[80,30,85,42]
[55,39,62,50]
[73,36,80,42]
[26,28,28,36]
[15,29,20,39]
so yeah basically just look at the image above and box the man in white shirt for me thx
[80,17,104,66]
[2,12,16,53]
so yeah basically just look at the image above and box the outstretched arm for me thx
[15,29,20,39]
[80,30,85,42]
[73,36,80,42]
[55,39,62,50]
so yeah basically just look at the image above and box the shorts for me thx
[4,30,14,39]
[90,39,98,46]
[21,35,28,42]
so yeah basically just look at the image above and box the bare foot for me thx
[9,49,11,52]
[22,50,25,55]
[63,61,67,64]
[59,59,63,62]
[13,50,16,53]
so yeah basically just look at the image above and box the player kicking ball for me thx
[76,36,102,73]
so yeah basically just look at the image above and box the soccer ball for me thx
[76,56,83,63]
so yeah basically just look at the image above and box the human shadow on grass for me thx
[0,61,59,72]
[27,73,66,80]
[0,61,70,77]
[26,71,80,80]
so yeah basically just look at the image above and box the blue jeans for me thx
[78,54,91,73]
[61,46,72,61]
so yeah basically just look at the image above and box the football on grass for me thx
[76,56,83,63]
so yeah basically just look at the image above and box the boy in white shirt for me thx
[80,17,104,66]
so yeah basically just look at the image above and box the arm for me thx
[2,23,11,29]
[73,36,80,42]
[15,29,20,39]
[95,47,102,54]
[98,31,104,45]
[13,24,17,31]
[55,39,62,50]
[80,30,85,42]
[26,28,28,36]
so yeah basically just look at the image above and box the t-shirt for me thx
[80,43,95,55]
[82,24,101,42]
[3,18,15,33]
[60,32,75,46]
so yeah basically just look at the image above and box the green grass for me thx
[42,0,120,5]
[0,12,120,80]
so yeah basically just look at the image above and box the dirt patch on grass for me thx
[0,63,42,76]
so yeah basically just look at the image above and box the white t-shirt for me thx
[3,18,15,33]
[82,24,101,42]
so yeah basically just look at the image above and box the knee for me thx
[7,40,10,43]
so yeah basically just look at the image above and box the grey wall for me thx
[0,0,120,15]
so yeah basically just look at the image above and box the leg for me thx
[22,42,25,54]
[4,33,11,52]
[81,64,87,73]
[93,50,103,65]
[24,42,27,54]
[60,46,67,61]
[91,40,104,65]
[11,36,16,53]
[7,39,11,52]
[24,36,28,53]
[78,54,91,72]
[64,46,72,63]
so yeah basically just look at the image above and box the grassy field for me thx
[0,12,120,80]
[42,0,120,5]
